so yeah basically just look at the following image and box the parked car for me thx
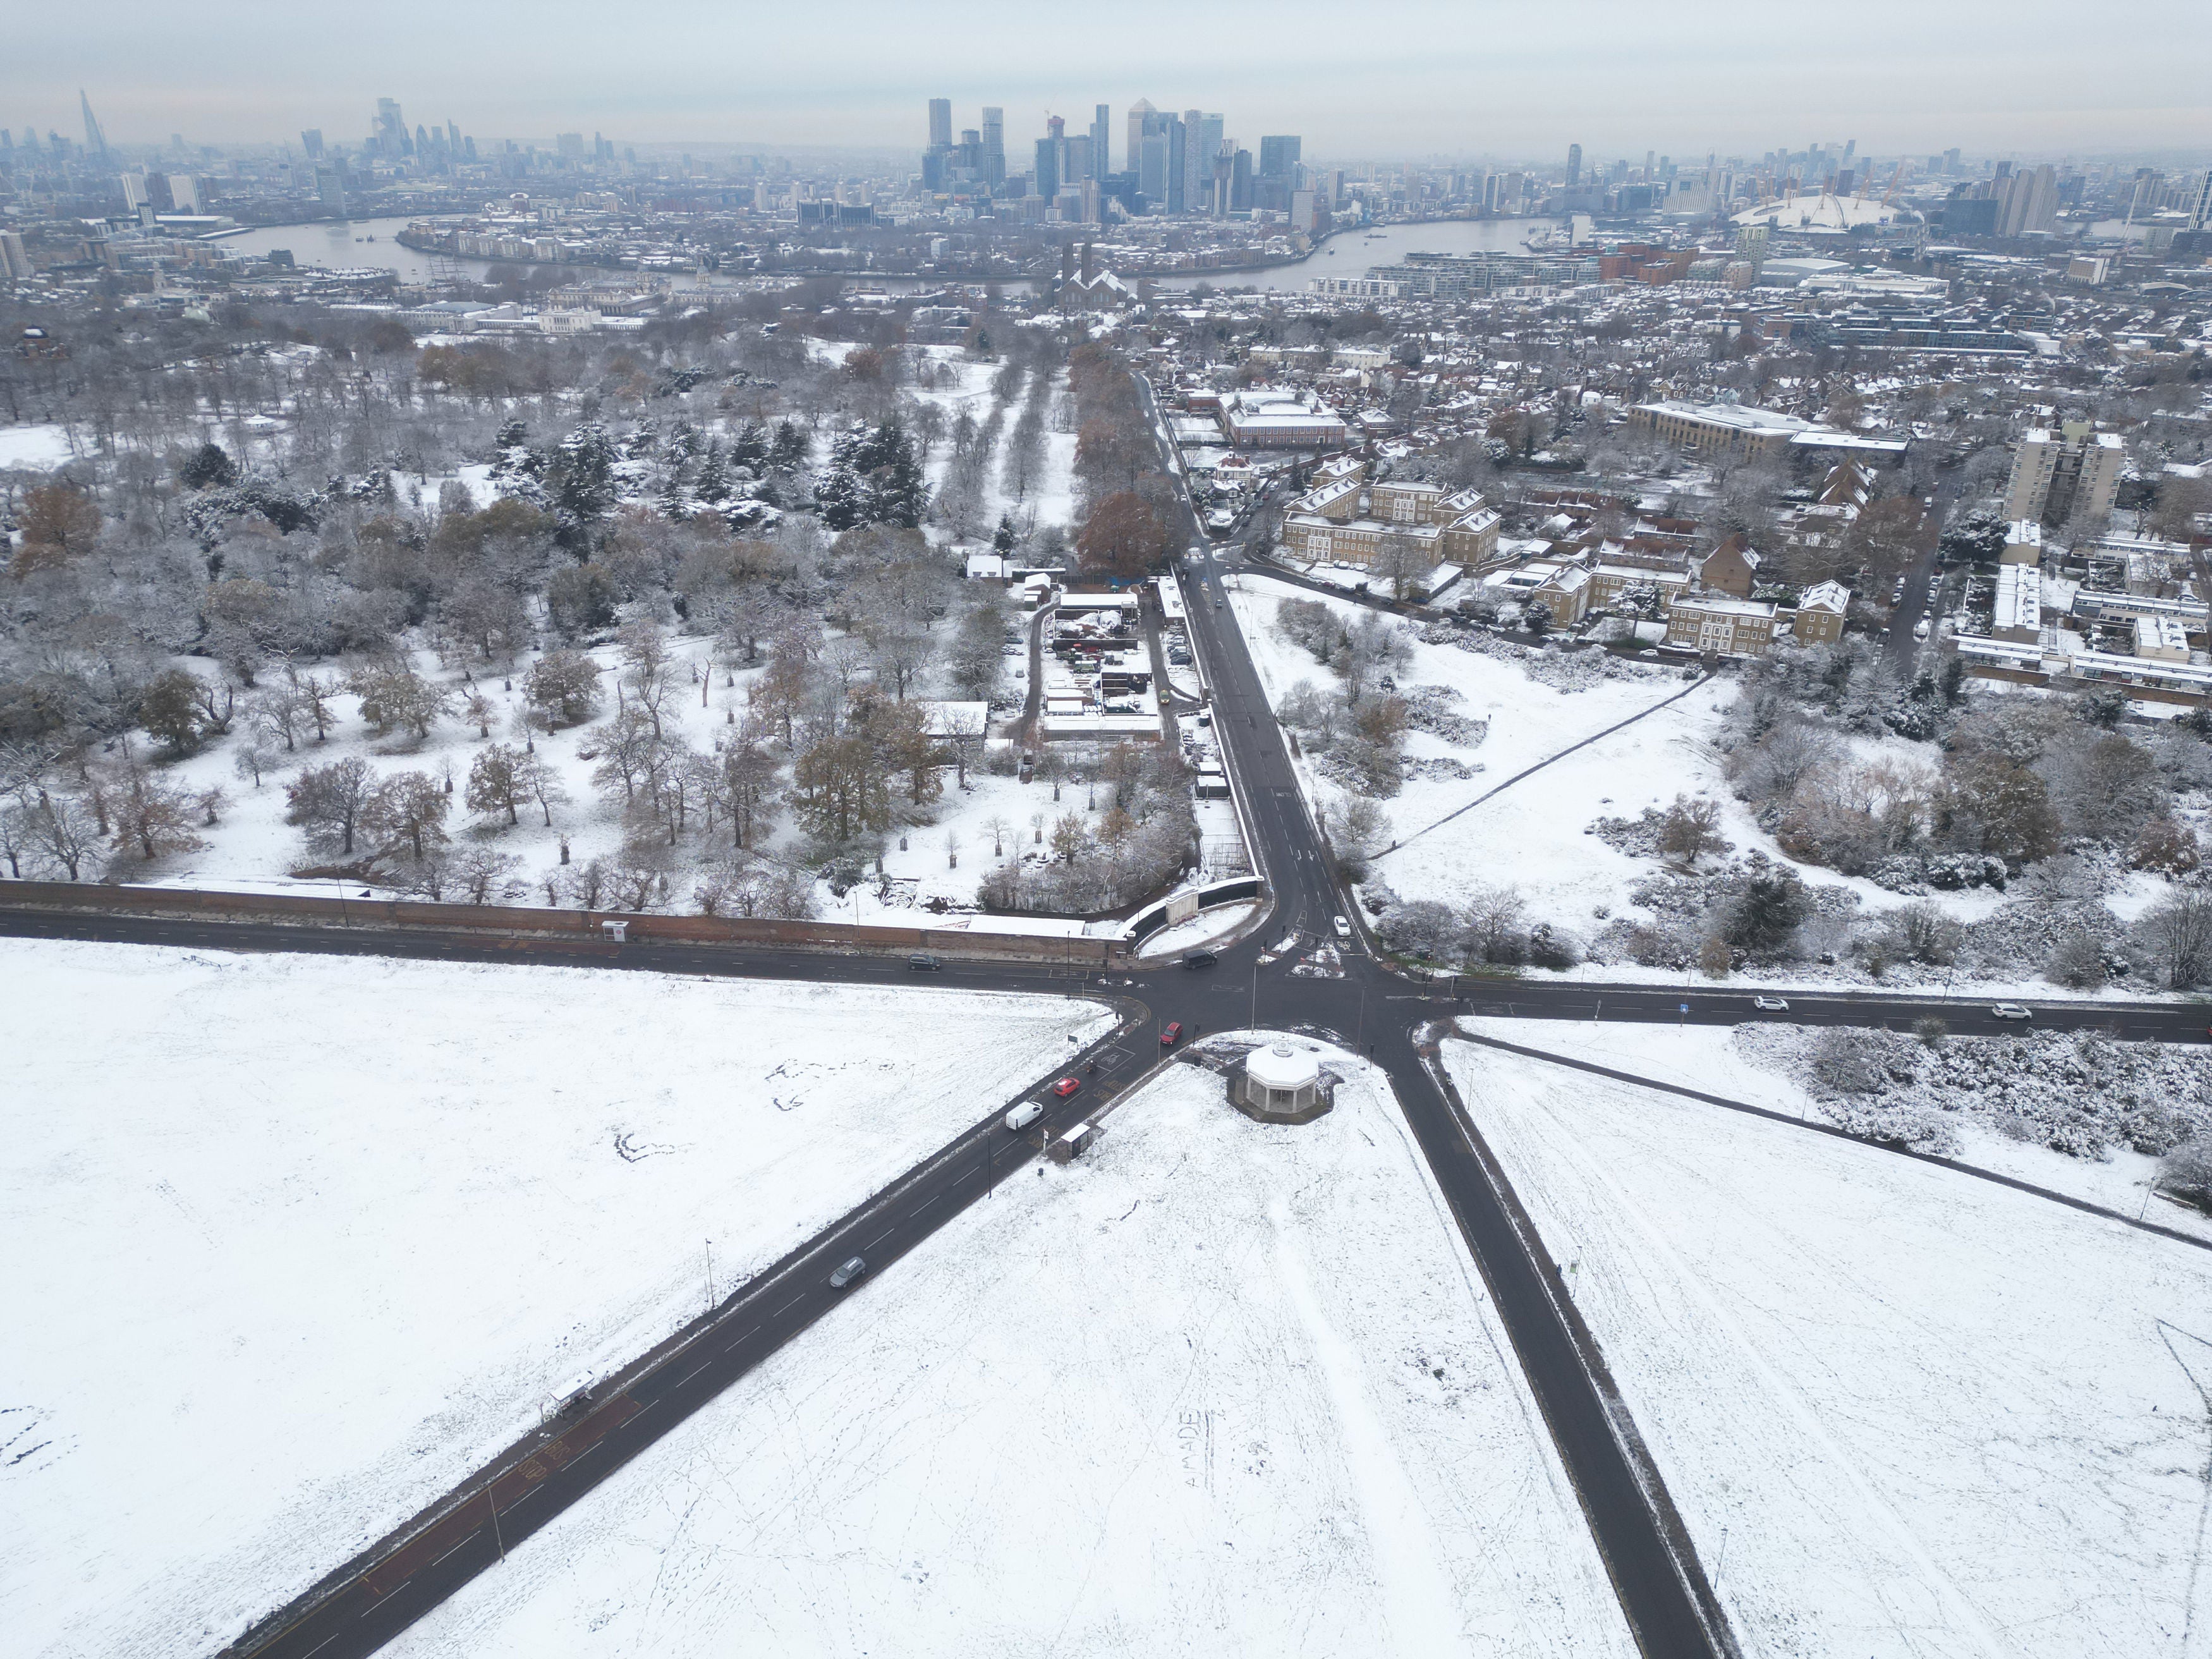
[1182,949,1217,969]
[1751,995,1789,1012]
[1004,1100,1044,1133]
[1161,1021,1184,1047]
[1991,1004,2034,1021]
[829,1256,866,1289]
[907,952,943,971]
[1052,1076,1082,1098]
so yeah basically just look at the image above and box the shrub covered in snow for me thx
[1737,1024,2212,1162]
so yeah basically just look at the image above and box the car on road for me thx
[1991,1004,2034,1021]
[1332,915,1352,941]
[1751,995,1789,1012]
[906,952,943,971]
[829,1256,866,1289]
[1052,1076,1082,1098]
[1181,949,1217,969]
[1161,1021,1184,1047]
[1004,1099,1044,1133]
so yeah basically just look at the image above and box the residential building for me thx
[1793,581,1850,643]
[1276,463,1499,569]
[1993,564,2042,642]
[1697,534,1761,597]
[1665,594,1781,655]
[2002,422,2124,531]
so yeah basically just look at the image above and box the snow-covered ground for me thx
[1224,575,2192,997]
[0,422,77,471]
[1447,1035,2212,1659]
[0,939,1112,1659]
[385,1045,1636,1659]
[123,632,1110,934]
[1459,1015,2212,1243]
[1227,574,1738,921]
[897,344,1081,542]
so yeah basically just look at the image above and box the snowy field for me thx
[1458,1016,2212,1244]
[0,939,1112,1659]
[1447,1036,2212,1659]
[386,1046,1636,1659]
[0,422,77,471]
[1226,576,2187,996]
[130,630,1120,935]
[1227,574,1739,923]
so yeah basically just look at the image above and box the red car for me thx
[1052,1076,1081,1098]
[1161,1022,1184,1048]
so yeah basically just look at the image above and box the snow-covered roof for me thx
[1246,1043,1320,1091]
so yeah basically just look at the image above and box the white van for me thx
[1004,1100,1045,1133]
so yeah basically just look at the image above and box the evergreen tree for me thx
[693,441,729,503]
[769,420,811,471]
[992,514,1018,555]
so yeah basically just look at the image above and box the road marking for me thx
[304,1634,339,1656]
[722,1325,759,1353]
[361,1585,406,1618]
[432,1531,478,1566]
[915,1191,942,1212]
[677,1361,710,1388]
[775,1294,807,1317]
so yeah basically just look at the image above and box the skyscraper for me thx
[1126,100,1153,173]
[79,90,107,159]
[981,107,1005,188]
[2188,168,2212,231]
[1036,117,1061,204]
[1567,143,1582,187]
[1091,104,1111,178]
[317,164,347,221]
[1259,136,1301,181]
[1184,111,1222,216]
[374,98,409,156]
[301,129,324,158]
[927,99,952,152]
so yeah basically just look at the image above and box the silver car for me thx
[829,1256,866,1289]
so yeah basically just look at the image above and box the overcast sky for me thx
[8,0,2208,162]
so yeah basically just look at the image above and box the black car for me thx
[907,952,944,971]
[1182,949,1217,969]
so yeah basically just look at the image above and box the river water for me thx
[214,212,1590,298]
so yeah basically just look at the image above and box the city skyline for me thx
[4,0,2208,159]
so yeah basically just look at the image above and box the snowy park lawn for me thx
[384,1045,1635,1659]
[128,631,1078,929]
[0,422,78,471]
[1226,574,1741,921]
[1225,576,2168,990]
[1459,1016,2212,1243]
[0,939,1112,1659]
[1447,1036,2212,1659]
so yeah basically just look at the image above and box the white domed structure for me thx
[1236,1042,1332,1123]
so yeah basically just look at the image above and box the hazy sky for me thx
[8,0,2208,162]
